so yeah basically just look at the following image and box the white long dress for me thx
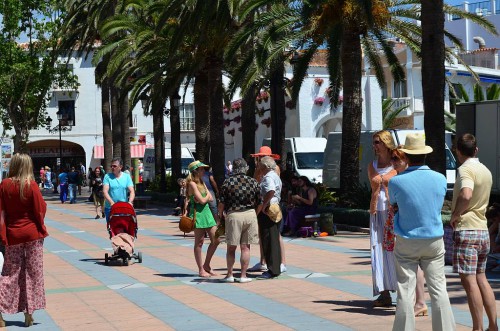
[370,160,398,296]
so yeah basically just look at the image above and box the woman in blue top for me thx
[184,160,219,278]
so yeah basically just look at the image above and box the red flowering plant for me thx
[314,77,324,86]
[224,119,232,127]
[260,91,269,102]
[231,100,242,112]
[314,96,325,106]
[232,115,241,123]
[226,128,236,136]
[223,106,230,114]
[261,117,272,127]
[285,100,296,109]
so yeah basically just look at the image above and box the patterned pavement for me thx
[1,190,499,330]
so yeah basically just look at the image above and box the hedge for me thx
[317,206,452,229]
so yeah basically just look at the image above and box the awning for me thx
[93,144,153,159]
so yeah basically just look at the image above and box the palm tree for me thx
[154,0,247,184]
[61,0,119,172]
[226,1,304,161]
[382,98,409,129]
[421,0,446,174]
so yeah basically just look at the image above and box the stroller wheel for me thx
[123,258,129,266]
[105,253,109,265]
[137,251,143,263]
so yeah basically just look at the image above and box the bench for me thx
[134,196,152,209]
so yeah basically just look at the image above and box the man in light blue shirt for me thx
[388,133,455,331]
[103,158,135,221]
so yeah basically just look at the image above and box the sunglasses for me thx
[390,156,400,162]
[372,140,382,145]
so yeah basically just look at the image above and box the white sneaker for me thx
[280,263,287,273]
[221,276,235,283]
[248,262,268,272]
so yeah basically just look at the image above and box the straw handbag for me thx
[179,204,196,233]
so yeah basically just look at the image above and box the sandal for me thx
[373,295,392,307]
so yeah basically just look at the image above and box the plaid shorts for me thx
[453,230,489,274]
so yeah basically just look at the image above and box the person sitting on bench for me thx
[283,176,318,236]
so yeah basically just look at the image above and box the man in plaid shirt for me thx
[218,158,260,283]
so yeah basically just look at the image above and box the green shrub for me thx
[315,184,338,206]
[330,208,370,228]
[336,183,371,210]
[146,174,178,193]
[150,192,178,204]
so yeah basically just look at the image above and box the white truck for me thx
[263,137,327,183]
[142,147,195,181]
[322,130,457,189]
[456,100,500,194]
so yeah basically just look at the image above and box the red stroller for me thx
[104,202,143,266]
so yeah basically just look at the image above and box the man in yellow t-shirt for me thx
[451,133,496,331]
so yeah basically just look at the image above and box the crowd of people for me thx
[370,131,497,331]
[1,131,500,329]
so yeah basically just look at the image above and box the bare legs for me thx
[226,244,251,278]
[194,227,220,277]
[240,244,250,278]
[414,267,428,315]
[460,273,498,331]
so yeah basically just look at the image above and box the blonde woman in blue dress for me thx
[185,161,219,278]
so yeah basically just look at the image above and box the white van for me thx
[142,147,195,181]
[323,130,456,189]
[263,137,327,183]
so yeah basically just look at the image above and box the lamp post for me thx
[47,110,74,172]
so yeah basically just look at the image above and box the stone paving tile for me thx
[29,192,500,330]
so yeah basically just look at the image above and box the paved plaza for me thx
[1,192,499,330]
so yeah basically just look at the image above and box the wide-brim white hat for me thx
[399,133,433,155]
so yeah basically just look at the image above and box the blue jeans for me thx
[68,184,77,203]
[59,184,68,203]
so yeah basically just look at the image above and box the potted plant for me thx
[314,77,324,86]
[314,96,325,106]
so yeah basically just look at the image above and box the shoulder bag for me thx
[179,201,196,233]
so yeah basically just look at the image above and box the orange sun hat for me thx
[251,146,280,160]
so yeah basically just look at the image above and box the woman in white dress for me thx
[368,130,398,307]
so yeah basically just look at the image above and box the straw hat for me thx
[251,146,280,160]
[399,133,433,155]
[188,160,210,172]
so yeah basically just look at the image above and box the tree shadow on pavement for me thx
[314,300,395,316]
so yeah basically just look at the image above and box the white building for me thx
[371,0,500,130]
[1,50,384,174]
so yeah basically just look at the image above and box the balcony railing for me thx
[386,97,413,116]
[449,1,499,20]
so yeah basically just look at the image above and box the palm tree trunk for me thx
[207,54,225,185]
[194,68,210,162]
[170,89,182,181]
[269,63,287,161]
[110,85,122,159]
[422,0,446,175]
[241,84,257,166]
[120,91,131,170]
[152,86,166,192]
[340,27,363,192]
[101,78,112,173]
